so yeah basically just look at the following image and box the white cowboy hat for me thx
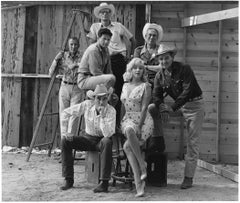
[142,23,164,44]
[94,2,115,19]
[87,84,113,100]
[156,44,177,57]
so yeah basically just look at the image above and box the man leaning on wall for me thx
[148,44,205,189]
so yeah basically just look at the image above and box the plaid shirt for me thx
[61,100,116,138]
[49,51,82,83]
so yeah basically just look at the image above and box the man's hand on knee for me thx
[159,103,172,123]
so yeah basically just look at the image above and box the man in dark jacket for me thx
[148,44,205,189]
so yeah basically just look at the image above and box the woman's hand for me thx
[136,125,142,139]
[159,103,172,123]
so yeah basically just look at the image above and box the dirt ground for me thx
[2,151,238,201]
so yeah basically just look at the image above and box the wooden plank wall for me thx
[32,3,136,148]
[1,8,26,146]
[151,2,238,163]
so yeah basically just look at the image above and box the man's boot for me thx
[93,180,109,193]
[60,178,74,190]
[180,177,193,189]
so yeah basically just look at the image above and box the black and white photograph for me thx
[1,0,238,201]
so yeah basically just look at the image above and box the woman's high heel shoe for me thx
[135,181,145,197]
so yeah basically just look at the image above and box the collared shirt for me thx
[78,42,112,76]
[87,22,133,56]
[49,51,82,83]
[61,100,116,138]
[153,61,202,112]
[134,44,159,85]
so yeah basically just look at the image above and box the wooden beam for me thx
[182,8,238,27]
[145,3,151,23]
[197,159,238,183]
[1,73,63,79]
[216,5,223,162]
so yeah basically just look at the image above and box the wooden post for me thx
[178,3,188,160]
[145,3,151,23]
[216,5,223,163]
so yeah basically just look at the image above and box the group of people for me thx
[49,2,205,197]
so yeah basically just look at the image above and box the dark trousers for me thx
[110,53,127,127]
[61,133,113,181]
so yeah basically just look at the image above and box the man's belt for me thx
[62,80,77,85]
[188,95,203,102]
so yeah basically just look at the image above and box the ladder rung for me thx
[43,112,59,116]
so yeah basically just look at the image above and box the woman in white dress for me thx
[121,58,154,197]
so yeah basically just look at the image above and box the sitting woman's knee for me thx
[125,127,135,139]
[123,141,131,153]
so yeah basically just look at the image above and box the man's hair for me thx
[68,37,79,45]
[98,28,112,38]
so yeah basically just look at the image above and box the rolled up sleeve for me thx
[61,101,86,136]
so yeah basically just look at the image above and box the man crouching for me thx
[60,84,116,193]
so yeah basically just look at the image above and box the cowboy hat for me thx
[94,2,115,19]
[156,44,177,57]
[87,84,113,99]
[142,23,163,44]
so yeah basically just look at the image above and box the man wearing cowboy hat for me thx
[60,84,116,193]
[148,43,205,189]
[87,2,136,128]
[134,23,164,86]
[134,23,166,154]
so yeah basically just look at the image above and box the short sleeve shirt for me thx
[87,22,133,55]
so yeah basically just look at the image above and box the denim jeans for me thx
[61,133,113,181]
[148,99,205,178]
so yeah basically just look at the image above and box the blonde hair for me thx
[123,58,148,82]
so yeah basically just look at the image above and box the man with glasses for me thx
[60,84,116,193]
[87,2,136,128]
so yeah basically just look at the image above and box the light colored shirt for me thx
[49,51,82,83]
[61,100,116,138]
[87,22,133,55]
[78,43,112,76]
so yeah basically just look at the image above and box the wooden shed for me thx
[1,1,238,164]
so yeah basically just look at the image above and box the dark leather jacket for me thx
[153,61,202,111]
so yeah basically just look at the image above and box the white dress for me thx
[120,82,154,141]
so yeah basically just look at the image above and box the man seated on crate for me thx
[148,43,205,189]
[60,84,116,193]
